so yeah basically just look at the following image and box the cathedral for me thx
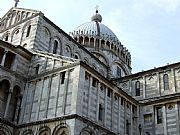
[0,2,180,135]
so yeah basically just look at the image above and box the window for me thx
[85,72,89,80]
[26,25,31,37]
[61,71,66,84]
[121,97,125,106]
[53,40,58,54]
[156,106,163,124]
[163,74,169,90]
[92,77,97,87]
[4,52,15,69]
[99,104,103,121]
[144,114,152,124]
[126,120,130,135]
[117,66,121,77]
[135,81,140,96]
[107,89,112,97]
[35,64,39,75]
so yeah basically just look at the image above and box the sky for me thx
[1,0,180,73]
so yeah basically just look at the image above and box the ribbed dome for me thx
[71,10,120,43]
[73,21,119,42]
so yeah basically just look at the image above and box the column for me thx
[45,75,53,118]
[14,94,22,123]
[4,87,13,118]
[129,79,132,96]
[118,96,121,134]
[172,69,176,92]
[55,73,61,117]
[130,104,133,135]
[175,103,180,135]
[163,105,167,135]
[157,72,161,96]
[0,50,8,66]
[111,91,114,130]
[96,81,100,121]
[143,76,146,98]
[82,37,85,45]
[87,76,92,117]
[104,87,107,127]
[62,70,70,115]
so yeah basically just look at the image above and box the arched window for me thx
[74,54,79,59]
[90,37,94,47]
[99,104,104,121]
[79,36,83,44]
[117,66,121,77]
[135,81,140,96]
[9,85,21,122]
[53,40,58,54]
[53,127,70,135]
[163,74,169,90]
[84,37,89,45]
[0,79,10,117]
[26,25,31,37]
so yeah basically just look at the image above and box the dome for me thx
[71,10,120,44]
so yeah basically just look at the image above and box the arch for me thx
[74,52,81,59]
[53,40,58,54]
[111,43,114,50]
[135,81,140,96]
[80,127,95,135]
[52,124,70,135]
[38,126,51,135]
[0,76,12,85]
[91,51,109,66]
[79,36,83,44]
[16,12,21,23]
[26,25,31,37]
[20,21,32,42]
[9,85,21,122]
[90,37,94,47]
[163,74,169,90]
[111,61,130,77]
[41,26,51,45]
[11,26,21,45]
[22,129,33,135]
[51,37,62,55]
[63,45,72,58]
[84,36,89,45]
[101,40,105,48]
[106,41,110,49]
[0,125,12,135]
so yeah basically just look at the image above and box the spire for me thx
[14,0,19,7]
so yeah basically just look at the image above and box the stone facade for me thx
[0,5,179,135]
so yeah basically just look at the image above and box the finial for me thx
[14,0,19,7]
[95,5,99,13]
[91,5,102,22]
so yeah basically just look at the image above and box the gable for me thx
[0,7,41,32]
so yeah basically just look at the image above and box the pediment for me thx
[0,7,41,31]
